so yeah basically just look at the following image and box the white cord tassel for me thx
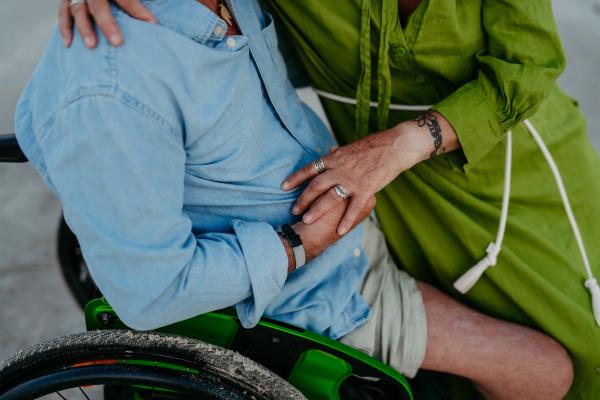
[454,242,501,294]
[454,132,513,294]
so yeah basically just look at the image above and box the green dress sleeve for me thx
[431,0,567,172]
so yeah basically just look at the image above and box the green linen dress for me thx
[265,0,600,397]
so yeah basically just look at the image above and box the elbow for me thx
[115,310,168,331]
[106,297,171,331]
[117,312,162,331]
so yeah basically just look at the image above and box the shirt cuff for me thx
[431,85,504,173]
[232,220,289,328]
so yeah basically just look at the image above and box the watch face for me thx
[277,223,302,247]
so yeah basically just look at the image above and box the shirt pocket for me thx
[261,12,288,80]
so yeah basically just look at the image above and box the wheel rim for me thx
[0,364,253,400]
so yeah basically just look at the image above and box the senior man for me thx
[16,0,573,398]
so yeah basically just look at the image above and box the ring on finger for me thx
[70,0,85,6]
[334,185,350,200]
[313,157,326,174]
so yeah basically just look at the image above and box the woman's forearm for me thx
[390,110,461,167]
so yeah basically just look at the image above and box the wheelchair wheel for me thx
[57,215,99,309]
[0,330,305,400]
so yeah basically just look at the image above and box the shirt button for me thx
[416,76,426,84]
[213,26,223,35]
[396,46,406,56]
[353,248,361,257]
[317,146,322,155]
[226,38,236,48]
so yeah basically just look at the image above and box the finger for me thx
[87,0,123,46]
[116,0,158,24]
[59,0,74,47]
[291,173,337,215]
[282,155,331,191]
[337,197,368,235]
[302,186,346,224]
[71,3,97,48]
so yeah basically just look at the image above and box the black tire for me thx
[57,215,99,309]
[0,330,305,400]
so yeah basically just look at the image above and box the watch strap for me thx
[292,244,306,269]
[275,223,305,269]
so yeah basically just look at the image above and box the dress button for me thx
[353,248,361,257]
[226,38,236,48]
[213,26,223,35]
[416,76,426,84]
[396,46,406,56]
[317,146,322,155]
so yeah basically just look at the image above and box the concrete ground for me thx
[1,0,599,362]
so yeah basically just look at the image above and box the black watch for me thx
[274,223,306,270]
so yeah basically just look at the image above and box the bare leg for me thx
[417,281,573,400]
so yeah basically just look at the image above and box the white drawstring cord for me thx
[453,131,512,294]
[523,120,600,326]
[454,120,599,325]
[313,89,599,326]
[313,88,433,111]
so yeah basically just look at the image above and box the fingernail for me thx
[84,37,94,48]
[304,214,312,223]
[281,181,289,190]
[338,226,347,235]
[292,206,299,215]
[110,34,121,46]
[148,18,158,24]
[63,38,69,47]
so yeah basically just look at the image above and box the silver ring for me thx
[334,185,349,200]
[70,0,85,6]
[313,157,326,174]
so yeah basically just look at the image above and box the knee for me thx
[536,336,573,399]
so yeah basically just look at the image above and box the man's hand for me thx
[279,194,377,273]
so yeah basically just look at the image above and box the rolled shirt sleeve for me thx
[38,94,288,331]
[431,0,567,172]
[232,219,289,328]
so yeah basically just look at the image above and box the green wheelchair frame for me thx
[85,298,412,399]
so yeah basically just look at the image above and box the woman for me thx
[58,0,600,398]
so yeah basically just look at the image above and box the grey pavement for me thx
[0,0,83,362]
[1,0,599,362]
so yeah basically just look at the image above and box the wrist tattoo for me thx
[413,111,446,158]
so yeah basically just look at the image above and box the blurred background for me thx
[1,0,599,360]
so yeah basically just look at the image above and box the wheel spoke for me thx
[56,392,67,400]
[78,387,91,400]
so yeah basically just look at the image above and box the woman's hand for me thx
[59,0,156,48]
[281,111,460,235]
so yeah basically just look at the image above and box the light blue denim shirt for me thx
[15,0,370,339]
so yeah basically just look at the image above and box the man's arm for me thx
[39,94,338,331]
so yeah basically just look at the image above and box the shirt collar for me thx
[141,0,227,44]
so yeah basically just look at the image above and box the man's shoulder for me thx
[25,12,198,136]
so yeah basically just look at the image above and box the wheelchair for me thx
[0,133,453,400]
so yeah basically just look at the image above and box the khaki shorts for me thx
[339,216,428,378]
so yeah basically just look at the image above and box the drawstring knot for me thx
[483,242,501,266]
[454,242,501,295]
